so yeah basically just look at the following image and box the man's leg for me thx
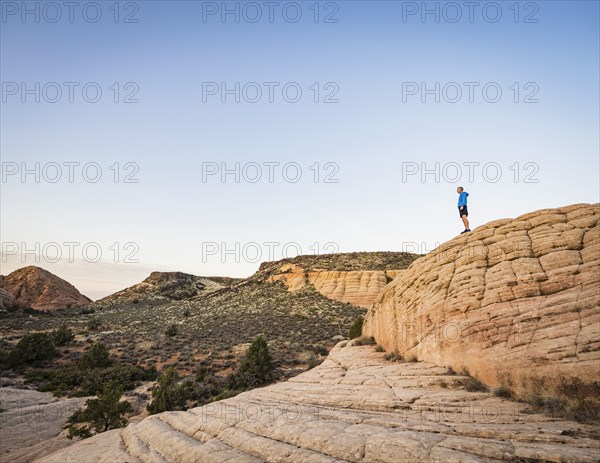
[461,214,470,230]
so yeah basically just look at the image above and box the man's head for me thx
[457,186,464,193]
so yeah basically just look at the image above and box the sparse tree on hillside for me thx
[147,366,189,414]
[3,332,57,368]
[52,325,74,346]
[229,335,275,390]
[80,342,112,369]
[68,382,133,439]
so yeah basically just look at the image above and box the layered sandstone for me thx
[1,266,91,310]
[268,263,404,308]
[0,387,87,463]
[0,287,17,309]
[37,342,600,463]
[364,203,600,395]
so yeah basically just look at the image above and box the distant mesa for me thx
[0,266,91,311]
[262,252,419,308]
[95,271,240,305]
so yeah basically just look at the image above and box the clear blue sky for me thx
[1,1,599,299]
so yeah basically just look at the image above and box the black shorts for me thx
[459,206,468,217]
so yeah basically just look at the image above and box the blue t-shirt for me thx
[458,191,469,207]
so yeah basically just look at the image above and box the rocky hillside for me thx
[1,253,412,381]
[94,271,234,306]
[36,341,600,463]
[0,287,17,309]
[32,205,600,463]
[0,266,91,310]
[262,252,417,308]
[364,203,600,403]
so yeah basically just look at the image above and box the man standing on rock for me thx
[457,187,471,234]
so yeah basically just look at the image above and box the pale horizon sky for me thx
[2,1,599,299]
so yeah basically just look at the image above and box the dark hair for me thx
[458,186,463,191]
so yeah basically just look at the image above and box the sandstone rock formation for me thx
[0,387,87,463]
[364,203,600,398]
[0,266,91,310]
[0,287,17,309]
[96,271,228,305]
[37,342,600,463]
[268,263,404,308]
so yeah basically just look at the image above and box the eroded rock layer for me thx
[364,203,600,394]
[269,263,403,308]
[37,342,599,463]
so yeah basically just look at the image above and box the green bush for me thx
[228,335,274,390]
[3,332,57,368]
[25,363,156,397]
[52,325,74,346]
[87,318,101,331]
[147,366,189,414]
[80,343,112,369]
[68,382,133,439]
[165,324,178,337]
[349,315,364,339]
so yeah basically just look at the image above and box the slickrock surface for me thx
[0,387,87,463]
[364,203,600,394]
[37,342,600,463]
[269,263,404,308]
[1,266,91,310]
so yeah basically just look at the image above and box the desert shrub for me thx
[183,308,191,318]
[384,352,401,362]
[516,376,600,424]
[354,336,376,346]
[461,370,489,392]
[25,363,155,397]
[312,345,328,356]
[306,355,322,370]
[214,389,239,401]
[493,386,513,398]
[228,335,274,390]
[147,366,190,414]
[2,332,57,369]
[80,343,112,369]
[375,345,384,352]
[68,382,133,439]
[348,315,364,339]
[165,324,178,337]
[52,325,74,346]
[87,318,100,331]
